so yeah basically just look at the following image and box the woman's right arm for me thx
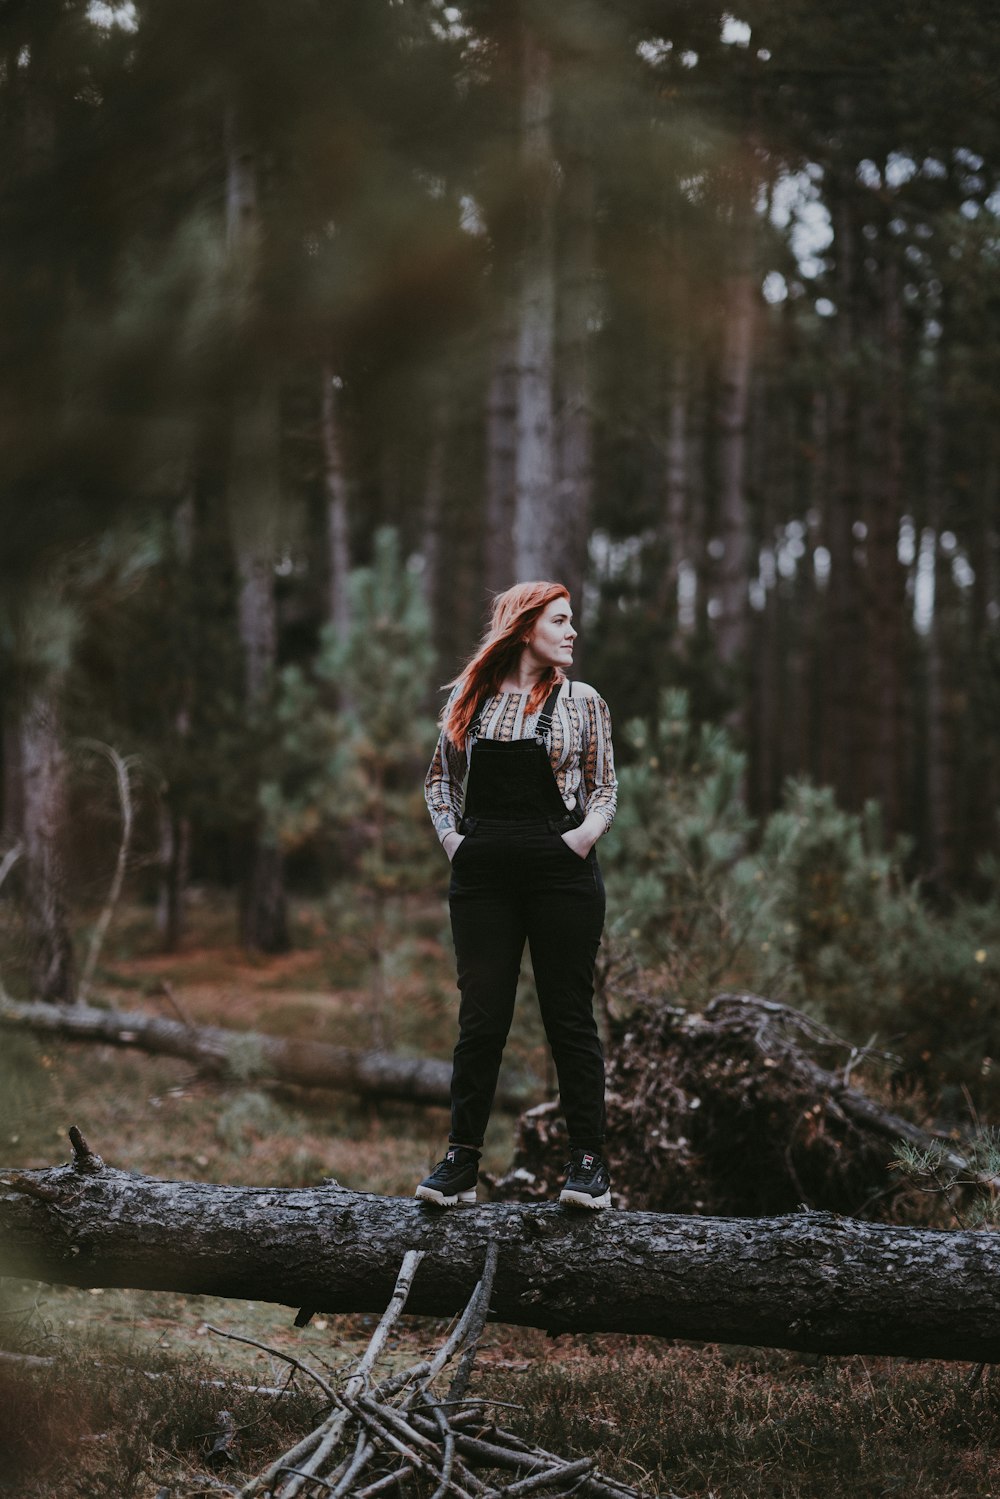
[424,695,467,857]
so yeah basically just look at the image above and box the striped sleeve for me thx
[423,691,468,842]
[580,694,618,828]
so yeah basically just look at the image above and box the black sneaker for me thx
[415,1146,480,1207]
[559,1149,612,1210]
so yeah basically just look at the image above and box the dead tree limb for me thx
[3,1146,1000,1361]
[76,741,137,1005]
[0,996,525,1110]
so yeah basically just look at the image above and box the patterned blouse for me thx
[424,683,618,843]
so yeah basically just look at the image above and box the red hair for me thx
[443,582,570,749]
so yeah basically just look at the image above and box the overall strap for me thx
[535,679,564,741]
[467,695,489,741]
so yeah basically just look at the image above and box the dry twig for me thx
[77,741,137,1004]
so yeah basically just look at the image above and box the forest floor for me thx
[2,896,999,1498]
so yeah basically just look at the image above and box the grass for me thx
[474,1338,1000,1498]
[0,1330,320,1497]
[1,894,999,1497]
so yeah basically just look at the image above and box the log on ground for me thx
[0,996,525,1109]
[2,1149,1000,1362]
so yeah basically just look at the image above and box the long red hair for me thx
[443,582,570,749]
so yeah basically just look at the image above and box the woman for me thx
[418,581,617,1210]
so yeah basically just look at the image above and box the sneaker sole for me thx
[559,1188,612,1210]
[415,1186,477,1207]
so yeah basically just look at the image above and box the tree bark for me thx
[1,711,23,847]
[0,995,527,1109]
[713,186,756,675]
[156,798,190,955]
[863,233,906,830]
[513,26,558,582]
[658,350,689,625]
[924,358,956,893]
[156,491,195,952]
[822,141,862,808]
[484,305,518,596]
[3,1155,1000,1360]
[422,397,447,619]
[19,679,76,1002]
[225,106,289,955]
[321,362,352,642]
[554,143,595,606]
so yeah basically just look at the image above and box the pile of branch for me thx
[184,1247,666,1499]
[494,992,975,1220]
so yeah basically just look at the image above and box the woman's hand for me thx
[560,827,595,860]
[560,810,605,861]
[442,830,465,862]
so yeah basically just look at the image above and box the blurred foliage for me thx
[263,526,441,1042]
[601,688,756,994]
[264,527,438,883]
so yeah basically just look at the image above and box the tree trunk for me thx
[422,397,447,618]
[156,802,190,954]
[228,382,290,955]
[321,363,352,642]
[713,189,756,676]
[658,351,689,625]
[225,106,289,955]
[554,144,595,606]
[0,995,534,1108]
[513,26,558,582]
[3,1153,1000,1360]
[863,235,906,829]
[822,166,862,806]
[966,447,1000,878]
[924,354,957,892]
[156,492,195,952]
[484,305,518,596]
[19,680,76,1002]
[1,712,23,847]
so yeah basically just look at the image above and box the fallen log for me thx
[0,996,525,1110]
[3,1136,1000,1362]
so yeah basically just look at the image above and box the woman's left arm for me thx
[562,692,618,858]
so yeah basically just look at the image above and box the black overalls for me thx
[446,681,607,1153]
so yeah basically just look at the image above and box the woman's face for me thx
[525,596,576,671]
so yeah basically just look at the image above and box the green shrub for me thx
[600,688,757,1001]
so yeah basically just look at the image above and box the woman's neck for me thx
[497,655,552,694]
